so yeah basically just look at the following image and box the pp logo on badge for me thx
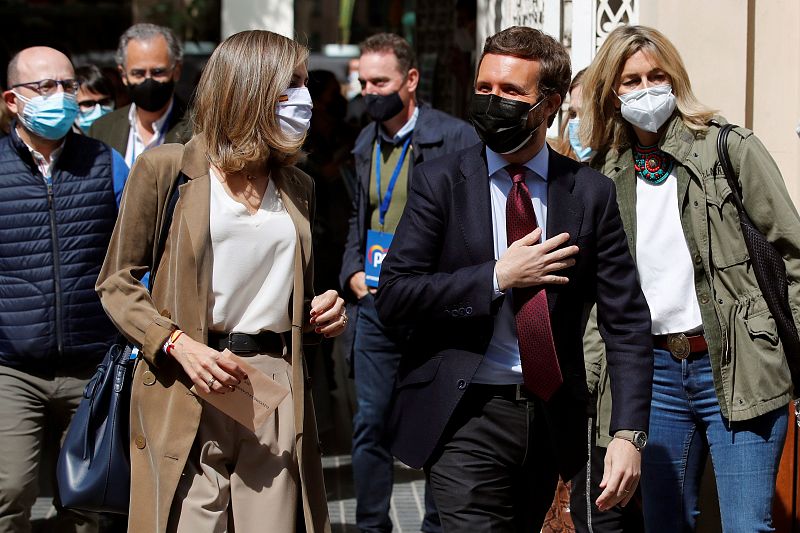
[364,230,393,288]
[368,244,388,269]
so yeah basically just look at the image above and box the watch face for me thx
[634,432,648,449]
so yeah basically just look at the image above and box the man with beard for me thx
[90,23,190,166]
[339,32,477,533]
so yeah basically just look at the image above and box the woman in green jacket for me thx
[581,25,800,532]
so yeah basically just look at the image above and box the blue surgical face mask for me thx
[76,104,114,133]
[568,118,593,162]
[14,91,79,140]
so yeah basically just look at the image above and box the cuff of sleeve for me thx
[143,315,178,367]
[492,265,505,298]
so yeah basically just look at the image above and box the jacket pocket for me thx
[397,356,442,389]
[728,295,791,413]
[704,178,750,268]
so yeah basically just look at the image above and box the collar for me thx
[16,124,65,166]
[486,142,549,181]
[128,98,175,135]
[378,105,419,144]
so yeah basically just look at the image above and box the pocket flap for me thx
[397,356,443,388]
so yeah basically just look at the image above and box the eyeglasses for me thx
[77,97,114,111]
[11,78,80,96]
[125,66,174,83]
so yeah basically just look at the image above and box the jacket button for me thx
[160,309,171,319]
[142,371,156,386]
[457,379,466,390]
[694,254,702,264]
[699,293,710,304]
[135,435,146,449]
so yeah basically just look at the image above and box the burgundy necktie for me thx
[505,164,563,400]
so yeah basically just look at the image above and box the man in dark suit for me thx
[375,26,653,532]
[89,23,190,166]
[339,33,478,533]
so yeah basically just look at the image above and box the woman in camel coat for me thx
[96,30,345,532]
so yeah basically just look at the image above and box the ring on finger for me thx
[207,376,216,388]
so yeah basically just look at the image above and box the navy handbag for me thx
[56,343,136,513]
[56,171,186,514]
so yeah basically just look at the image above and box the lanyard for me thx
[375,135,412,227]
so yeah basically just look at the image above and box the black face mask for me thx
[364,92,405,123]
[468,93,546,154]
[127,78,175,113]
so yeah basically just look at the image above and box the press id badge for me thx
[364,230,393,288]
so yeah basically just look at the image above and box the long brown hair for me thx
[580,25,715,152]
[193,30,309,172]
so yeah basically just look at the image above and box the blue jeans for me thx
[352,294,440,532]
[641,349,788,533]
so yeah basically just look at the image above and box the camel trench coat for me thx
[96,135,330,532]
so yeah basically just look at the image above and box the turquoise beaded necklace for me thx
[633,143,674,185]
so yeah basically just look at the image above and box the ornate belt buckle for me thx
[667,333,690,360]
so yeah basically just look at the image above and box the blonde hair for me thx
[193,30,309,172]
[580,25,716,152]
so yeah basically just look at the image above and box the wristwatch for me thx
[614,430,648,451]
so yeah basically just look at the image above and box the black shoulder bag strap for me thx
[715,122,800,400]
[147,171,188,291]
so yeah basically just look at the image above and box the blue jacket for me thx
[0,125,128,374]
[339,102,479,297]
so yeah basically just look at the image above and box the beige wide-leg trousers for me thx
[167,352,298,533]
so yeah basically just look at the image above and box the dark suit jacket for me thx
[88,98,192,156]
[375,142,653,480]
[338,102,478,299]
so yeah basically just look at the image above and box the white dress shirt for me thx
[472,144,550,384]
[124,99,174,168]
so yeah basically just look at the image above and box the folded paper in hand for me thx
[194,354,289,433]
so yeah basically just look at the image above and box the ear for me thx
[543,93,562,123]
[118,65,129,87]
[172,61,183,82]
[3,90,19,115]
[405,68,419,94]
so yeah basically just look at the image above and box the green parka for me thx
[590,114,800,426]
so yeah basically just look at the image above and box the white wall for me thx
[221,0,294,40]
[639,0,800,203]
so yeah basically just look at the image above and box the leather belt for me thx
[654,332,708,360]
[469,383,535,402]
[208,331,290,356]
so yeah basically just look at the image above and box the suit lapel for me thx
[178,137,212,331]
[275,167,312,328]
[112,114,131,157]
[546,149,584,313]
[454,145,494,265]
[607,153,637,259]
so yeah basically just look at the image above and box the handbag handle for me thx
[714,122,746,214]
[147,172,188,291]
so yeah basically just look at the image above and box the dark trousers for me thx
[570,421,644,533]
[352,294,440,532]
[426,386,559,533]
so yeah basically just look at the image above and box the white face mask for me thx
[617,84,676,133]
[276,87,313,139]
